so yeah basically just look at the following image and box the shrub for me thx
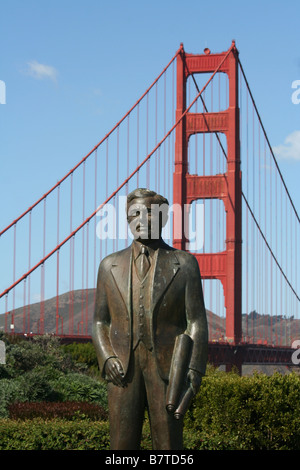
[0,335,87,379]
[184,368,300,450]
[0,379,23,418]
[0,418,155,450]
[2,334,300,450]
[8,401,108,421]
[50,372,108,409]
[1,368,300,450]
[16,366,63,402]
[0,419,110,450]
[0,335,108,417]
[0,369,108,418]
[63,342,99,374]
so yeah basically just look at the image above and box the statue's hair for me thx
[127,188,169,206]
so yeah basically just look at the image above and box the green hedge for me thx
[8,401,108,421]
[1,334,300,450]
[184,368,300,450]
[0,418,154,450]
[1,369,300,450]
[0,419,111,450]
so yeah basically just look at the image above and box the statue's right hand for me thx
[104,357,125,387]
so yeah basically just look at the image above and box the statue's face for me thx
[127,196,168,242]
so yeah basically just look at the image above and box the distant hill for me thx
[0,289,96,337]
[1,289,299,347]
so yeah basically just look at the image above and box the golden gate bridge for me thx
[1,42,299,372]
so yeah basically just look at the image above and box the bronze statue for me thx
[92,188,208,450]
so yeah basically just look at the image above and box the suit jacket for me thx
[92,240,208,382]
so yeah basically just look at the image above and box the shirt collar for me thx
[132,240,160,260]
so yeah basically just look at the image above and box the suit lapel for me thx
[111,247,132,316]
[152,246,180,311]
[110,243,180,316]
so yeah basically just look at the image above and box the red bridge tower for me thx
[173,42,242,345]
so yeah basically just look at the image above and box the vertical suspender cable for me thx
[164,72,167,196]
[56,185,60,335]
[146,93,150,189]
[106,140,109,257]
[116,133,119,252]
[69,173,73,336]
[27,211,32,334]
[86,221,89,336]
[127,115,130,201]
[155,82,158,191]
[40,198,46,335]
[94,149,98,301]
[23,278,26,333]
[246,82,249,340]
[269,147,273,344]
[13,224,16,333]
[137,104,140,188]
[81,161,86,335]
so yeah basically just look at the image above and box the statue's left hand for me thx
[187,369,203,395]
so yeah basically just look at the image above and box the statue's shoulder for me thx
[160,241,199,267]
[99,246,131,271]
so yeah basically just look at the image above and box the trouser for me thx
[107,341,183,450]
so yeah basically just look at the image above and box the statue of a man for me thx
[92,188,208,450]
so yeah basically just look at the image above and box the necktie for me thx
[136,245,150,280]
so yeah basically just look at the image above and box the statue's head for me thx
[126,188,169,243]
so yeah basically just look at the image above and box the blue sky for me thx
[1,0,299,231]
